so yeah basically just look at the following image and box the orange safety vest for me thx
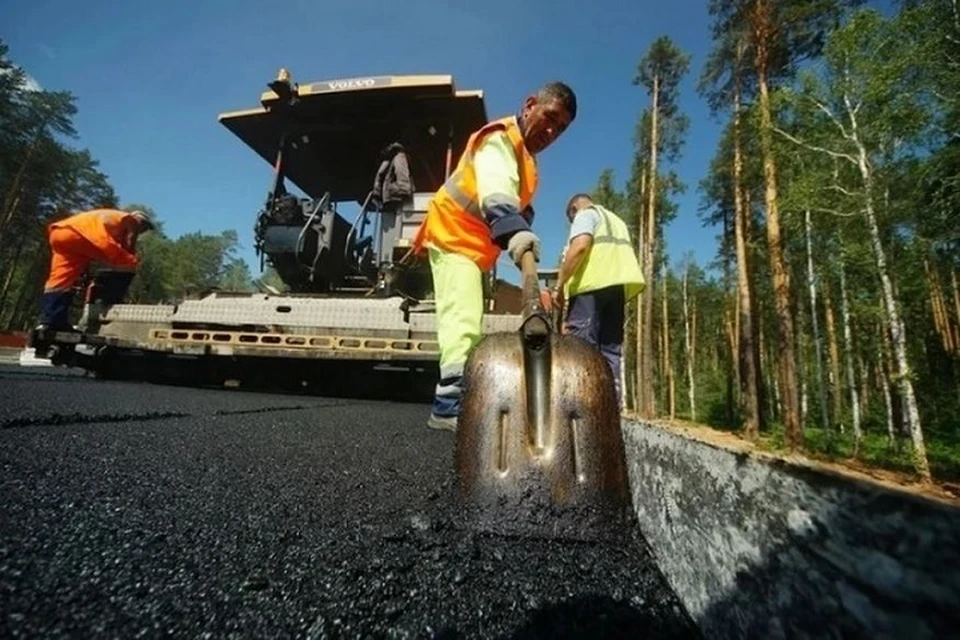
[49,209,139,267]
[412,115,538,272]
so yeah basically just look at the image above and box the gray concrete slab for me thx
[624,419,960,640]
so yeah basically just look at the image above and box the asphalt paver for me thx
[0,365,699,638]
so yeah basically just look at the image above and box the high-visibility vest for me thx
[412,116,538,272]
[564,204,645,301]
[49,209,139,267]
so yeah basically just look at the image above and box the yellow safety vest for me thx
[564,204,645,300]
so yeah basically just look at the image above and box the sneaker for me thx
[427,413,457,432]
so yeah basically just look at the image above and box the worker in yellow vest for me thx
[411,82,578,431]
[550,193,645,404]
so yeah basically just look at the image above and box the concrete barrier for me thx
[622,418,960,639]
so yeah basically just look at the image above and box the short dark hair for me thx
[566,192,592,217]
[538,82,577,120]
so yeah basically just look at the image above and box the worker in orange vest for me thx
[37,208,155,331]
[411,82,577,431]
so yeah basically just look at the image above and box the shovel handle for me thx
[520,250,549,338]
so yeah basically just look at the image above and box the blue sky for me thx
[6,0,755,285]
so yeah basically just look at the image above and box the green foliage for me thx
[126,221,255,303]
[589,168,628,217]
[696,1,960,482]
[755,424,960,483]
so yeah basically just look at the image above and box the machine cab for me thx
[218,71,490,301]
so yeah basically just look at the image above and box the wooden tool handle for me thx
[519,250,549,338]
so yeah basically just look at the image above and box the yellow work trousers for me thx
[428,244,484,417]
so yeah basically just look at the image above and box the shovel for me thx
[454,250,634,542]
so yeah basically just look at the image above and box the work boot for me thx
[427,413,457,432]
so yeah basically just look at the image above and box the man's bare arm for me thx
[555,234,593,293]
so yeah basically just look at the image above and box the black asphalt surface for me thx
[0,364,699,639]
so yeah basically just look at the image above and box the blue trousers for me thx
[564,285,625,403]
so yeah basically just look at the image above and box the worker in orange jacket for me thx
[38,208,155,331]
[411,82,577,431]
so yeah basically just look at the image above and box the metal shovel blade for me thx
[454,253,634,542]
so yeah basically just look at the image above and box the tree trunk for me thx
[0,125,48,250]
[0,195,21,251]
[732,56,761,439]
[754,0,802,449]
[683,267,696,421]
[804,210,830,430]
[6,248,46,330]
[847,106,930,480]
[839,262,862,453]
[722,192,737,426]
[878,322,896,445]
[858,354,871,416]
[952,269,960,351]
[879,310,906,439]
[925,256,956,355]
[662,268,675,418]
[725,306,737,426]
[635,164,647,415]
[617,342,627,413]
[821,274,844,430]
[692,289,698,421]
[661,267,667,409]
[797,290,808,427]
[0,236,27,313]
[640,74,660,419]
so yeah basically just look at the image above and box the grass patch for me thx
[743,423,960,484]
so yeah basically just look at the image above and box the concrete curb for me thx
[621,418,960,639]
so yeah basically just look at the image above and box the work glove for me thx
[506,230,541,266]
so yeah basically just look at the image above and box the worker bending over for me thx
[550,193,644,404]
[37,207,155,331]
[412,82,577,431]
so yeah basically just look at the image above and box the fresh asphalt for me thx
[0,364,699,639]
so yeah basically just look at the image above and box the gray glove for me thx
[506,230,541,266]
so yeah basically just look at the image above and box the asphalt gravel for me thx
[0,364,699,639]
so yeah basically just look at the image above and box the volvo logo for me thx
[326,78,374,90]
[320,76,391,92]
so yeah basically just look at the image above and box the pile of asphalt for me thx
[0,366,698,638]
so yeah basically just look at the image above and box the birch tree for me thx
[804,208,830,431]
[775,8,932,480]
[682,260,697,422]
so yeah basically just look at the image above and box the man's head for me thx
[119,210,155,253]
[565,193,593,222]
[519,82,577,155]
[129,210,155,233]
